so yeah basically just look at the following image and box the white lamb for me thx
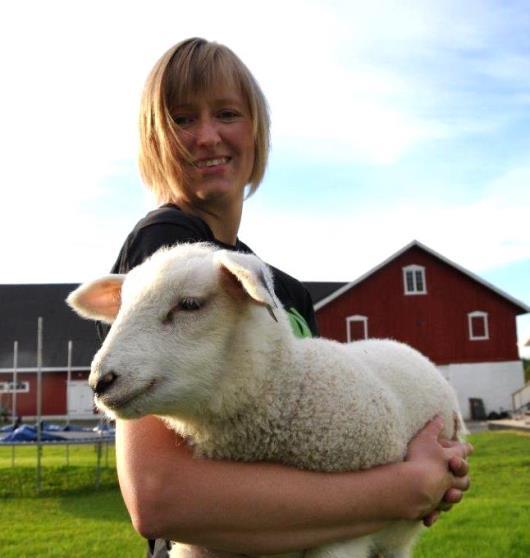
[67,242,465,558]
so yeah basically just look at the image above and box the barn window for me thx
[346,315,368,342]
[468,311,489,341]
[403,265,427,295]
[0,381,29,393]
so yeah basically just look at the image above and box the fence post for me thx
[11,341,18,467]
[95,438,102,489]
[36,317,43,493]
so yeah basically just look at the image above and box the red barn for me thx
[0,284,98,420]
[311,241,529,420]
[1,242,527,422]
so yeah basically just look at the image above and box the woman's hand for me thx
[405,416,473,526]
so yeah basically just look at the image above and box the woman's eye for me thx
[173,114,194,127]
[178,297,202,311]
[218,110,240,121]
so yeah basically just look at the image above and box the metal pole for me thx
[66,340,72,427]
[36,317,43,492]
[11,341,18,467]
[12,341,18,423]
[95,437,102,489]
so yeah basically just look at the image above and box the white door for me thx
[67,380,94,416]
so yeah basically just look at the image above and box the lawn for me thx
[0,442,144,557]
[0,431,529,557]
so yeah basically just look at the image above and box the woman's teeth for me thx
[196,157,229,168]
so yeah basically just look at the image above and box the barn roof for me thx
[0,284,99,370]
[314,240,530,313]
[303,282,348,305]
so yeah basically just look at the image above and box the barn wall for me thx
[439,361,525,420]
[316,246,522,365]
[0,370,89,417]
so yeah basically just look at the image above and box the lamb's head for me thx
[67,243,284,420]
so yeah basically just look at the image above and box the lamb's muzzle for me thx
[91,370,118,396]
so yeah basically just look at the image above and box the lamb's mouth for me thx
[97,379,157,412]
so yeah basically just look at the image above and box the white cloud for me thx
[242,165,530,282]
[0,0,528,288]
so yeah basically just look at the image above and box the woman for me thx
[107,38,472,558]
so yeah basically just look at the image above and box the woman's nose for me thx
[195,118,221,147]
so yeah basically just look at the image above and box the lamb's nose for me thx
[93,371,118,396]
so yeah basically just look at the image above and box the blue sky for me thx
[0,0,528,354]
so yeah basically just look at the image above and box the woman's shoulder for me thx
[135,203,213,238]
[112,204,214,273]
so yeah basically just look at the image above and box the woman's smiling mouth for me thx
[194,156,231,168]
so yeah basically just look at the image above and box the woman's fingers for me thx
[443,488,464,504]
[437,501,453,512]
[424,489,464,524]
[452,474,470,491]
[423,511,440,527]
[448,455,469,477]
[440,438,474,457]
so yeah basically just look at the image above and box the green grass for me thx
[1,431,529,557]
[0,442,144,557]
[0,442,117,497]
[0,490,144,557]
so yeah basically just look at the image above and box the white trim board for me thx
[0,367,90,373]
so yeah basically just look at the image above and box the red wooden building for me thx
[0,284,97,420]
[311,240,529,419]
[1,241,527,421]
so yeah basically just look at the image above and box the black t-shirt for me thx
[103,204,318,338]
[100,204,318,558]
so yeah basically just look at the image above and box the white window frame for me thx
[0,381,29,393]
[403,265,427,295]
[346,315,368,342]
[468,311,489,341]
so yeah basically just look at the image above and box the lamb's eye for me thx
[178,297,202,311]
[162,298,203,323]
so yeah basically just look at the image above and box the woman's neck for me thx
[174,196,243,246]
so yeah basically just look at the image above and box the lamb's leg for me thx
[370,521,421,558]
[169,543,251,558]
[170,543,303,558]
[304,536,373,558]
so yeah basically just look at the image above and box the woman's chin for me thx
[194,183,245,204]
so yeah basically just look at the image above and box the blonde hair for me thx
[139,38,270,203]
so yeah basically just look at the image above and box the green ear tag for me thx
[287,308,313,339]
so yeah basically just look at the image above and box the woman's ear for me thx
[66,275,125,324]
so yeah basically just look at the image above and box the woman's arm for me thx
[116,416,471,554]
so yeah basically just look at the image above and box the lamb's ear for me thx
[66,275,125,324]
[214,251,278,320]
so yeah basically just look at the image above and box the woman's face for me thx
[172,85,255,205]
